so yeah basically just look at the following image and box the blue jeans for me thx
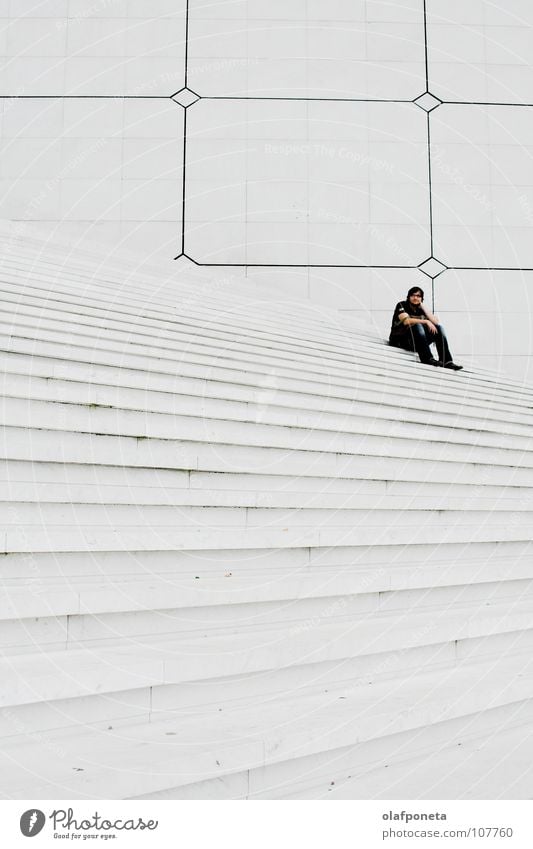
[391,323,453,364]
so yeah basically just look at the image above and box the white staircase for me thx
[1,231,533,800]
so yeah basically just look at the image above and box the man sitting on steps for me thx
[389,286,463,370]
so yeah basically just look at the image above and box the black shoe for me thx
[444,361,463,371]
[425,358,443,366]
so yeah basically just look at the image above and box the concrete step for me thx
[0,244,522,382]
[2,303,526,411]
[3,349,532,439]
[1,541,529,580]
[3,374,533,460]
[0,298,477,391]
[2,595,533,704]
[4,283,513,406]
[3,425,532,488]
[0,247,526,389]
[311,712,533,800]
[1,231,532,799]
[134,700,533,799]
[0,268,485,375]
[0,255,370,346]
[0,651,531,798]
[0,229,500,348]
[0,545,530,589]
[2,493,533,557]
[4,478,532,511]
[7,525,530,554]
[0,243,391,354]
[0,275,368,361]
[5,459,533,501]
[0,559,531,626]
[0,325,527,436]
[0,573,523,665]
[0,270,377,348]
[3,233,530,393]
[3,367,533,447]
[1,619,531,746]
[0,240,337,317]
[2,394,533,476]
[3,340,528,442]
[3,500,533,531]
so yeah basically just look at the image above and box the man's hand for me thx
[425,320,438,334]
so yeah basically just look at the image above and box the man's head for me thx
[406,286,424,305]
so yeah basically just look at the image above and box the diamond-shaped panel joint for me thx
[418,257,448,279]
[413,91,442,112]
[171,87,201,108]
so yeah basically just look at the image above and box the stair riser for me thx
[0,245,509,365]
[4,457,533,502]
[3,605,533,709]
[3,424,533,489]
[0,643,456,740]
[4,244,528,387]
[1,302,522,410]
[134,698,533,800]
[0,617,67,653]
[1,312,526,413]
[0,304,386,375]
[0,284,413,367]
[3,397,532,470]
[4,657,531,799]
[4,500,533,528]
[0,686,149,744]
[4,336,523,436]
[2,561,532,600]
[3,371,532,451]
[5,522,533,554]
[2,349,532,436]
[0,256,473,379]
[0,270,525,397]
[249,697,533,801]
[2,633,532,749]
[0,292,496,412]
[3,338,526,433]
[1,561,532,625]
[1,543,529,580]
[0,547,311,578]
[2,575,531,633]
[4,481,533,512]
[0,256,363,342]
[5,455,533,496]
[2,232,533,801]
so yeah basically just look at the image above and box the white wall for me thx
[0,97,183,256]
[0,1,185,260]
[1,0,532,379]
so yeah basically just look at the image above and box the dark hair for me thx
[406,286,424,301]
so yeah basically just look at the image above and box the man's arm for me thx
[419,303,439,324]
[398,311,438,334]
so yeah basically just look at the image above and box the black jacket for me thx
[389,300,424,342]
